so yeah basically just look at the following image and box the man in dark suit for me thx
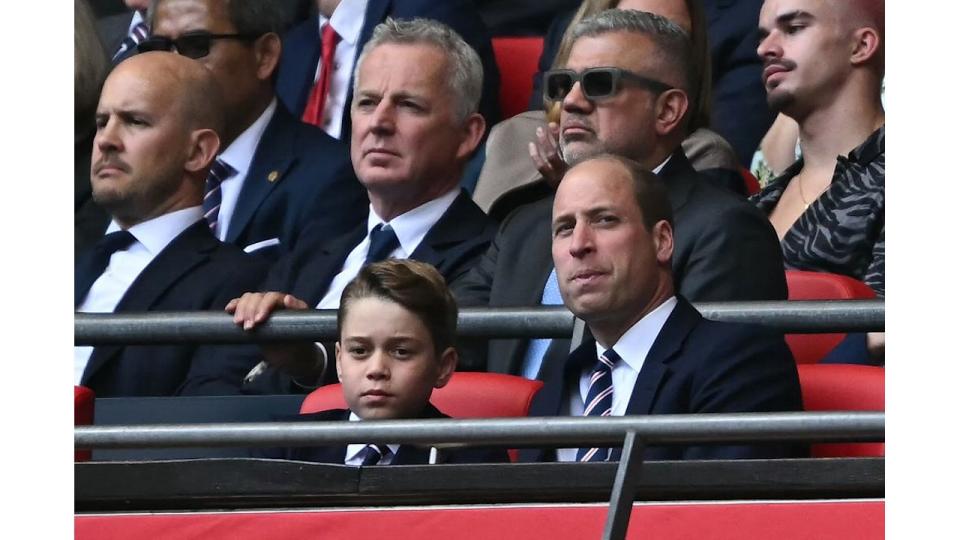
[76,52,268,397]
[520,154,803,462]
[146,0,367,259]
[96,0,149,66]
[275,0,501,140]
[454,10,786,377]
[185,18,495,395]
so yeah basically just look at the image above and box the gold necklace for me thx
[796,171,812,210]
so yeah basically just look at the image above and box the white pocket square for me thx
[243,237,281,253]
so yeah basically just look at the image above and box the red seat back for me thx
[740,167,761,196]
[301,372,543,418]
[492,37,544,119]
[797,364,884,457]
[75,386,95,462]
[785,271,876,363]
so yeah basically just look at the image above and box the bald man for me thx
[75,52,268,397]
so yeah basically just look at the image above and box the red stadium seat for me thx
[740,167,761,196]
[75,386,95,462]
[492,37,544,119]
[785,270,876,364]
[797,364,884,457]
[301,372,543,418]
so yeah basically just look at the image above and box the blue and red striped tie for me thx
[576,348,619,462]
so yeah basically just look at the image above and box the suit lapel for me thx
[623,298,702,416]
[658,149,699,216]
[409,190,483,269]
[82,221,217,384]
[226,106,297,244]
[300,224,368,305]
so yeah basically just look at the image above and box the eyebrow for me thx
[757,9,815,38]
[552,205,617,226]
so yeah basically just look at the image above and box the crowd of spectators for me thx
[75,0,884,463]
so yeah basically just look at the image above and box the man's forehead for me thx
[556,168,633,210]
[154,0,227,33]
[357,43,448,93]
[760,0,826,23]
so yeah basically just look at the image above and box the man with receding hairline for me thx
[75,52,268,397]
[521,154,803,463]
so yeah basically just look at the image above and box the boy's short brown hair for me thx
[338,259,458,354]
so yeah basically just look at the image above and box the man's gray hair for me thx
[353,17,483,122]
[571,9,694,94]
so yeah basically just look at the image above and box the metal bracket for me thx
[603,430,645,540]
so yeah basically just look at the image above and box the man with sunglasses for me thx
[454,9,787,378]
[145,0,367,259]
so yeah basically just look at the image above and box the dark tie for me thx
[359,444,391,466]
[365,224,400,265]
[113,20,149,62]
[576,348,619,462]
[75,230,136,306]
[203,158,236,234]
[301,23,341,128]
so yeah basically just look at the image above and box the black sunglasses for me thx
[137,31,261,59]
[544,67,674,102]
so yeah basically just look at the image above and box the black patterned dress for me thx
[750,126,885,297]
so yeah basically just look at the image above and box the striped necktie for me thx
[576,348,619,462]
[203,158,236,235]
[359,444,391,466]
[113,20,149,62]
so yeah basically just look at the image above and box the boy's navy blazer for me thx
[519,297,807,462]
[256,404,509,464]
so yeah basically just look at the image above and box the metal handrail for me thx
[75,299,884,345]
[74,411,884,449]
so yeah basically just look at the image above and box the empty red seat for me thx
[785,270,876,363]
[797,364,884,457]
[75,386,95,462]
[491,37,544,119]
[301,372,543,418]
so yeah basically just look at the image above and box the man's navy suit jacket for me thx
[519,297,806,462]
[256,405,509,464]
[454,150,787,375]
[275,0,501,138]
[185,190,497,395]
[79,221,269,397]
[222,102,368,258]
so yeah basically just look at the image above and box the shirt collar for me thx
[652,154,671,175]
[219,98,277,178]
[847,124,885,165]
[105,206,204,256]
[319,0,369,46]
[366,188,460,255]
[595,296,678,372]
[128,10,145,33]
[345,411,401,462]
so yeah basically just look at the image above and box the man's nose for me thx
[370,101,396,136]
[94,117,122,152]
[757,31,781,60]
[568,222,594,257]
[563,80,594,114]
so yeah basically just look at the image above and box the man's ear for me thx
[850,27,881,66]
[184,128,220,174]
[455,113,486,162]
[651,219,674,265]
[434,347,458,389]
[334,341,343,382]
[254,33,282,81]
[654,89,689,137]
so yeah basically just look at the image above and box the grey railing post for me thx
[603,431,645,540]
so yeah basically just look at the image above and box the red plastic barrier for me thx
[76,500,884,540]
[798,364,884,457]
[75,386,95,462]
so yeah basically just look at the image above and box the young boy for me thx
[260,259,508,465]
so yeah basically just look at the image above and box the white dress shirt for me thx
[314,0,369,139]
[556,296,678,462]
[343,412,400,465]
[216,99,277,241]
[317,188,460,308]
[74,206,205,384]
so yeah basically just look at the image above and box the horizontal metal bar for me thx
[74,300,884,345]
[75,411,884,450]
